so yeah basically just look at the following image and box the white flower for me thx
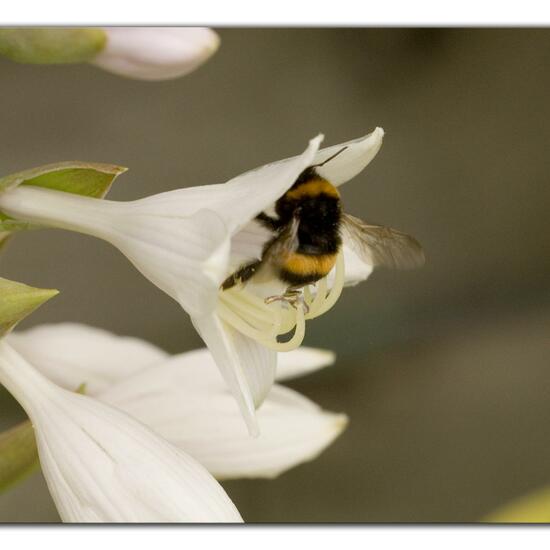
[0,130,383,435]
[0,339,242,523]
[92,27,220,81]
[8,323,346,480]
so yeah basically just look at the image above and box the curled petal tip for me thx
[314,127,386,186]
[364,126,384,148]
[246,414,260,439]
[311,134,325,147]
[318,348,336,366]
[207,30,221,55]
[332,413,349,433]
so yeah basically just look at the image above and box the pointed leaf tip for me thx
[0,278,58,337]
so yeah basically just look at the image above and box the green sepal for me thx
[0,28,106,64]
[0,161,127,233]
[0,420,39,493]
[0,277,58,337]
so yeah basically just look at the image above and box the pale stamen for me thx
[260,307,305,351]
[305,252,345,319]
[304,278,327,319]
[217,251,345,351]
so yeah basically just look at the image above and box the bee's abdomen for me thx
[278,252,338,286]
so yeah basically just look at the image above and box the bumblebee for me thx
[221,147,425,299]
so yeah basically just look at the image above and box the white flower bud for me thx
[92,27,220,81]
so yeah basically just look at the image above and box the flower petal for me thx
[126,135,323,235]
[6,323,168,394]
[341,242,374,287]
[206,386,347,480]
[191,313,261,437]
[314,127,384,186]
[99,358,348,480]
[191,312,278,434]
[0,341,242,523]
[239,127,383,191]
[275,347,336,381]
[231,328,276,408]
[114,344,333,385]
[228,219,272,270]
[92,27,220,81]
[320,244,374,293]
[110,208,231,317]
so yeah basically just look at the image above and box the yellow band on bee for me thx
[283,252,337,277]
[285,178,340,201]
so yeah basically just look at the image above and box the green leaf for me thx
[0,277,58,337]
[0,420,39,493]
[0,161,127,233]
[484,486,550,523]
[0,161,127,197]
[0,28,106,64]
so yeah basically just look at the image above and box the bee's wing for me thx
[263,215,300,264]
[341,213,425,270]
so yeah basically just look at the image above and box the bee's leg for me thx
[221,260,262,291]
[265,287,309,314]
[286,287,310,314]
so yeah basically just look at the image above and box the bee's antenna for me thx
[311,146,348,169]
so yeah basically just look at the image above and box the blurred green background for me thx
[1,28,550,522]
